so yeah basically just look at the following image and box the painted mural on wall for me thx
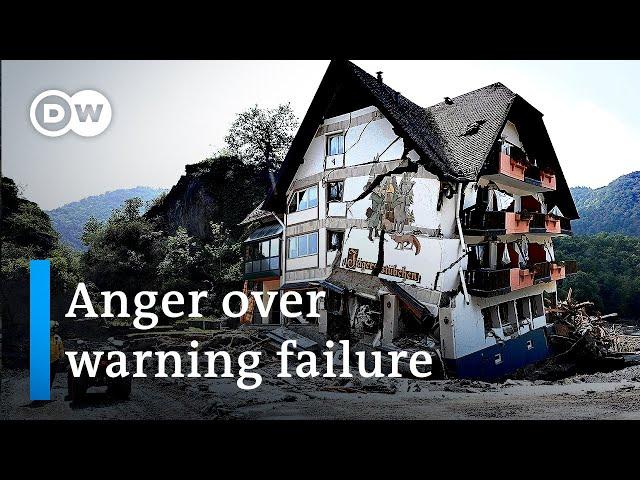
[364,172,421,254]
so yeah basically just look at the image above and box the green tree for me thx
[156,227,202,291]
[225,103,298,174]
[81,197,162,296]
[555,233,640,318]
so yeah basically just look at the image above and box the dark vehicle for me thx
[67,349,132,403]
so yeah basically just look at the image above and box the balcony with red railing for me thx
[510,267,534,290]
[465,261,577,297]
[483,144,557,193]
[462,208,571,237]
[550,260,578,281]
[462,209,530,236]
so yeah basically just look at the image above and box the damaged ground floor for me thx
[5,323,640,420]
[242,265,640,382]
[245,268,554,380]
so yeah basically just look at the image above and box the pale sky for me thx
[3,60,639,210]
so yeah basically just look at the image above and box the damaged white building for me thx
[240,60,578,379]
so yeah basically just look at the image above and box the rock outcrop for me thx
[146,156,269,240]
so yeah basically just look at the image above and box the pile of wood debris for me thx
[546,289,640,367]
[513,290,640,381]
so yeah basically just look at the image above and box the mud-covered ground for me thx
[5,357,640,420]
[4,322,640,420]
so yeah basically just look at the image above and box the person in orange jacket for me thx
[50,321,64,389]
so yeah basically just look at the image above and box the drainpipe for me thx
[455,183,470,305]
[269,212,286,327]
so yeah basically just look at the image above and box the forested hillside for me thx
[571,172,640,235]
[555,234,640,318]
[47,186,165,250]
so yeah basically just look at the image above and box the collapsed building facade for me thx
[241,60,578,379]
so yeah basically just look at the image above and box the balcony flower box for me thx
[499,153,527,181]
[505,212,531,234]
[550,262,565,281]
[545,215,562,234]
[510,268,534,290]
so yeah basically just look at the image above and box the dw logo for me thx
[30,89,112,137]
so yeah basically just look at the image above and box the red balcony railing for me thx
[550,260,578,281]
[510,268,534,290]
[498,152,527,182]
[463,208,571,237]
[465,260,576,297]
[540,168,557,190]
[462,209,530,235]
[491,146,556,192]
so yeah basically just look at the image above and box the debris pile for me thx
[547,288,638,362]
[514,290,640,381]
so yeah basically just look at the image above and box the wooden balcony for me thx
[534,214,572,236]
[540,168,557,190]
[499,152,527,182]
[463,210,530,236]
[550,260,578,281]
[463,209,572,237]
[528,212,547,233]
[483,149,557,194]
[465,268,511,297]
[559,216,573,235]
[532,262,551,283]
[466,261,576,297]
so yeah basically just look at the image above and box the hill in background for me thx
[47,186,166,250]
[571,171,640,235]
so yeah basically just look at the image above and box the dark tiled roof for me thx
[349,63,517,180]
[425,83,517,179]
[239,202,273,225]
[264,60,577,218]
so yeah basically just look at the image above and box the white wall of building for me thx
[502,120,523,148]
[280,103,562,365]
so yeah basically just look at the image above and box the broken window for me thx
[288,185,318,213]
[530,294,544,319]
[327,181,344,202]
[288,232,319,259]
[499,301,518,337]
[482,306,500,336]
[516,297,531,322]
[327,230,344,251]
[327,134,344,156]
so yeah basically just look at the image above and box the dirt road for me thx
[4,365,640,420]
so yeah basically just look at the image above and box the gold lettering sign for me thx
[342,248,422,283]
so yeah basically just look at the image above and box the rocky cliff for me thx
[146,155,270,239]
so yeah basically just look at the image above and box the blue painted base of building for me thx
[445,328,551,380]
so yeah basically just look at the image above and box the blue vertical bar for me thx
[30,260,50,400]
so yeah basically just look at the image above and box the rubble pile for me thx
[547,288,639,361]
[513,290,640,381]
